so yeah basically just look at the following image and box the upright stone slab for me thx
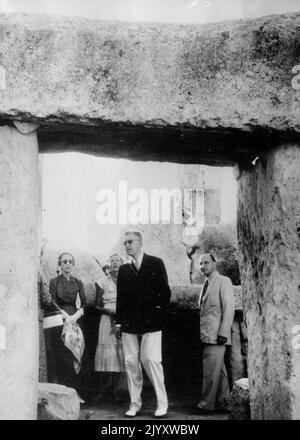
[237,144,300,420]
[0,126,39,419]
[229,318,245,385]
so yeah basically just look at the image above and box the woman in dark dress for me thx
[44,252,86,393]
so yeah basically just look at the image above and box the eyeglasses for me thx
[123,239,137,246]
[62,259,73,264]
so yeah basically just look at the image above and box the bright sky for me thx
[41,154,236,255]
[0,0,299,23]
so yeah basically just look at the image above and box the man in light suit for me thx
[197,254,235,414]
[116,230,171,418]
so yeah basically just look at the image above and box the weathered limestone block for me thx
[240,319,248,377]
[0,126,39,419]
[0,13,299,164]
[240,319,248,342]
[38,383,80,420]
[38,319,47,383]
[237,144,300,419]
[233,286,243,311]
[13,120,40,135]
[230,378,250,420]
[228,317,245,385]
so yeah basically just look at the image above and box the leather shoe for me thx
[154,407,168,418]
[125,404,141,418]
[196,407,215,415]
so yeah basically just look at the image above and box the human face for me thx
[200,254,216,277]
[60,253,74,275]
[110,255,122,272]
[123,234,142,259]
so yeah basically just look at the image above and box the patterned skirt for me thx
[94,315,125,372]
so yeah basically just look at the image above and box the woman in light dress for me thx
[94,253,127,403]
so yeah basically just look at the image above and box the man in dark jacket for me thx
[116,230,171,418]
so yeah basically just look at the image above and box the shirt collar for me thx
[207,270,218,283]
[60,273,75,282]
[132,251,144,267]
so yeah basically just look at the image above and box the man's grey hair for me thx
[124,230,143,243]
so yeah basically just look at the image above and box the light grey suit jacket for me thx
[199,271,235,346]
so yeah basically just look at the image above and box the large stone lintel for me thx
[0,13,299,164]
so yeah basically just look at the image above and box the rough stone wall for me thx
[0,13,299,165]
[0,126,39,419]
[0,11,298,131]
[0,11,298,421]
[237,144,300,419]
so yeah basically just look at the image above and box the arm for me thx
[78,279,86,309]
[49,278,58,309]
[95,281,104,310]
[95,281,115,316]
[69,279,86,322]
[157,259,171,307]
[143,259,171,307]
[116,266,125,326]
[47,277,66,317]
[218,278,235,342]
[39,275,51,308]
[114,266,126,339]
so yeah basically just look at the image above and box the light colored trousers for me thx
[122,331,168,410]
[198,344,230,411]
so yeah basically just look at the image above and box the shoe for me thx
[196,406,215,415]
[154,407,168,418]
[125,404,141,418]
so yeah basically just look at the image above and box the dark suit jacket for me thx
[116,253,171,334]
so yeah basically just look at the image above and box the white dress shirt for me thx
[132,251,144,271]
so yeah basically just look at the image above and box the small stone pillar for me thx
[0,125,39,419]
[237,144,300,419]
[230,378,250,420]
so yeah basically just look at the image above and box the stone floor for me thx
[80,386,228,420]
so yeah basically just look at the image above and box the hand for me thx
[64,315,75,325]
[61,310,69,320]
[68,314,77,324]
[217,335,227,345]
[69,308,84,324]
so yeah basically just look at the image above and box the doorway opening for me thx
[39,150,245,419]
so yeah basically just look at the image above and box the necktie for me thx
[131,260,139,274]
[200,280,209,304]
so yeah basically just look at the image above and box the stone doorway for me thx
[38,151,243,417]
[0,11,299,420]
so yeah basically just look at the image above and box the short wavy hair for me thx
[124,230,143,243]
[58,252,75,266]
[109,253,124,264]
